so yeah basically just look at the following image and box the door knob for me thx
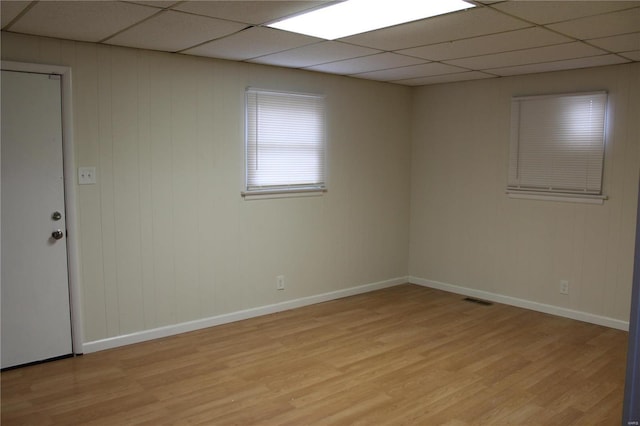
[51,229,64,240]
[52,211,62,221]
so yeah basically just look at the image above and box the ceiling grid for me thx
[1,0,638,86]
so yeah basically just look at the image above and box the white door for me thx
[1,70,73,369]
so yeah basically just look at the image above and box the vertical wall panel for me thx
[570,205,587,311]
[0,32,39,62]
[37,37,62,65]
[111,47,145,334]
[136,48,156,330]
[74,43,107,341]
[551,205,575,308]
[205,62,245,316]
[96,45,121,337]
[410,62,640,322]
[147,52,177,328]
[170,58,201,323]
[193,60,219,318]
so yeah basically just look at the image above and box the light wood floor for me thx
[1,284,628,425]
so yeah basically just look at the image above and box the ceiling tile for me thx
[620,50,640,61]
[548,7,640,40]
[491,1,637,25]
[354,62,466,82]
[1,1,30,29]
[2,0,636,87]
[397,27,571,61]
[588,32,640,52]
[173,1,333,26]
[392,71,495,86]
[489,54,630,76]
[105,10,247,52]
[249,41,380,68]
[305,53,427,75]
[183,27,320,60]
[444,42,607,70]
[125,1,179,8]
[340,7,531,51]
[9,1,159,42]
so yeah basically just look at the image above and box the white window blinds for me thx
[508,91,607,196]
[245,89,326,193]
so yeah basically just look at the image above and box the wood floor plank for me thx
[1,284,628,425]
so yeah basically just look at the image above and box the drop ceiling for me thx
[1,1,639,86]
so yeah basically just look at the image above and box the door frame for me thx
[1,60,84,355]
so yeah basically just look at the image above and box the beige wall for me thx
[2,31,638,343]
[409,63,640,322]
[1,32,412,342]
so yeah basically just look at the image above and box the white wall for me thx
[409,63,640,324]
[1,32,412,343]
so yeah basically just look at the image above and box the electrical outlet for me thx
[560,280,569,295]
[276,275,285,291]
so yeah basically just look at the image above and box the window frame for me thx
[242,88,327,199]
[506,90,608,204]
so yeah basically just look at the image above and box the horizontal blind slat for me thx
[508,92,606,194]
[246,89,325,190]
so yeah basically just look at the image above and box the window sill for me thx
[242,188,326,200]
[506,190,607,205]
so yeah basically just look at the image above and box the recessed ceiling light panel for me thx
[267,0,475,40]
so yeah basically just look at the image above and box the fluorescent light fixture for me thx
[268,0,475,40]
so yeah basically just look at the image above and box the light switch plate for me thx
[78,167,97,185]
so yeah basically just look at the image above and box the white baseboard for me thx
[409,276,629,331]
[82,276,408,353]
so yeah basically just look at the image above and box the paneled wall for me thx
[2,31,638,344]
[409,63,640,322]
[1,32,412,343]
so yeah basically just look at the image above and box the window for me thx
[244,88,326,196]
[507,91,607,202]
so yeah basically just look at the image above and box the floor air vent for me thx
[463,297,493,306]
